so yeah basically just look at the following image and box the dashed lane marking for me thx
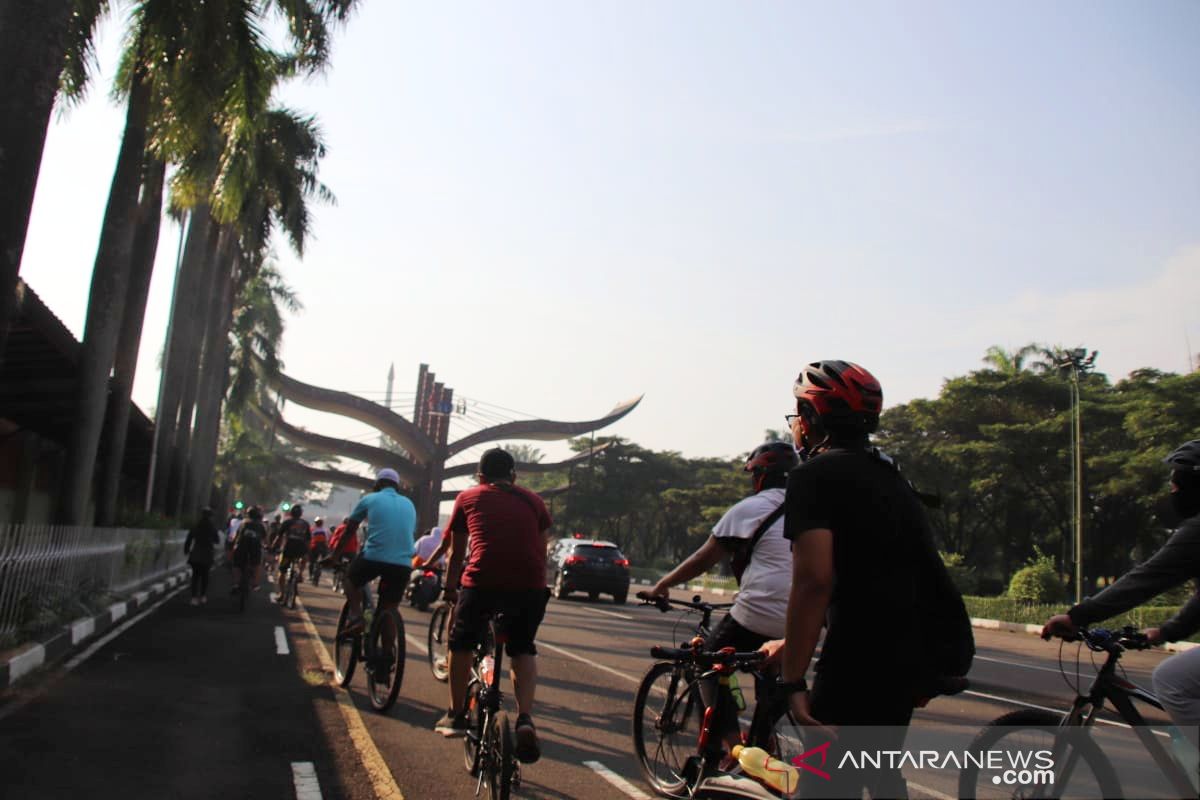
[296,599,405,800]
[292,761,323,800]
[578,606,634,621]
[276,626,289,655]
[537,641,641,686]
[583,761,652,799]
[964,688,1170,738]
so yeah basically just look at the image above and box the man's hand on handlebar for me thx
[1042,613,1079,641]
[758,638,785,666]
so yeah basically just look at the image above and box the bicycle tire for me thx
[333,603,359,687]
[288,569,299,609]
[487,710,514,800]
[958,709,1121,799]
[632,661,704,797]
[428,603,450,682]
[367,608,406,712]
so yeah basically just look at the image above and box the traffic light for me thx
[281,502,291,511]
[234,500,244,510]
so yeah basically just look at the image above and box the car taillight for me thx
[564,555,585,566]
[615,559,629,568]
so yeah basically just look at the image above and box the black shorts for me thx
[282,539,308,561]
[347,556,411,606]
[233,540,262,567]
[710,613,771,653]
[449,587,550,658]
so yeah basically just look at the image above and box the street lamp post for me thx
[1058,348,1098,604]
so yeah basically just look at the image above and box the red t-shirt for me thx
[447,483,551,590]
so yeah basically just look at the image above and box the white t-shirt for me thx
[711,488,790,639]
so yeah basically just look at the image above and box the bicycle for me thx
[428,600,451,682]
[959,626,1198,799]
[632,592,795,798]
[462,617,516,800]
[280,558,302,609]
[333,580,407,712]
[309,554,324,587]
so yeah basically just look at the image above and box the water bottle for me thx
[480,654,495,686]
[731,744,800,795]
[362,605,374,633]
[721,673,746,711]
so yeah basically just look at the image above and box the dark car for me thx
[547,538,631,604]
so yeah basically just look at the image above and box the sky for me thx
[19,1,1200,498]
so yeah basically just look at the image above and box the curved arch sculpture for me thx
[439,442,610,481]
[261,363,640,529]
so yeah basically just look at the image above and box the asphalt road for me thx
[0,566,1185,800]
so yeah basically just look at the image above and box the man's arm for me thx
[1160,586,1200,642]
[445,525,469,599]
[781,528,833,684]
[649,536,728,598]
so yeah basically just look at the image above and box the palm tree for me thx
[59,0,360,524]
[981,344,1044,376]
[0,0,77,366]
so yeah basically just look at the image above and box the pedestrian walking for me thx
[185,507,221,605]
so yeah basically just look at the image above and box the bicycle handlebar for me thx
[649,644,765,669]
[635,590,734,614]
[1077,626,1151,653]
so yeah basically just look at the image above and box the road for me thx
[0,565,1184,800]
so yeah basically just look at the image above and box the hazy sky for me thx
[20,1,1200,497]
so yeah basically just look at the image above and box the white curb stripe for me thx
[70,617,95,645]
[9,644,45,683]
[583,761,652,799]
[275,626,289,655]
[292,761,323,800]
[109,602,127,622]
[133,591,149,607]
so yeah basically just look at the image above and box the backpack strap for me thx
[744,502,786,563]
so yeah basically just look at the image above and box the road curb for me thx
[0,568,191,691]
[968,615,1200,652]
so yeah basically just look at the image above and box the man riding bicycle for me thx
[1044,438,1200,745]
[308,517,330,577]
[231,506,266,593]
[434,448,551,766]
[272,504,311,602]
[337,468,417,633]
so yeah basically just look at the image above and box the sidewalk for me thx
[0,564,373,800]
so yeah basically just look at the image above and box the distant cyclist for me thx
[273,505,311,602]
[308,517,330,578]
[413,526,445,569]
[435,448,551,766]
[1044,438,1200,745]
[232,506,266,593]
[647,441,797,749]
[338,469,417,632]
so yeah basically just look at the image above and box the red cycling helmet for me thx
[793,360,883,428]
[744,442,800,492]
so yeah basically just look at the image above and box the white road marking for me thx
[974,653,1153,678]
[275,626,289,655]
[406,633,427,655]
[964,689,1170,738]
[579,606,634,621]
[583,761,652,799]
[538,641,641,685]
[291,761,323,800]
[908,780,958,800]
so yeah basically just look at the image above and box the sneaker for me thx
[514,713,541,763]
[434,710,469,737]
[200,596,207,605]
[190,597,200,606]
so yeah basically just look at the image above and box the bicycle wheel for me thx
[288,571,299,609]
[463,680,485,774]
[366,608,406,712]
[428,602,450,682]
[486,710,515,800]
[958,709,1121,799]
[632,661,704,797]
[333,602,359,687]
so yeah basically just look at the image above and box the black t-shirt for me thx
[279,518,311,543]
[784,446,932,680]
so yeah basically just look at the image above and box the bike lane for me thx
[0,565,374,800]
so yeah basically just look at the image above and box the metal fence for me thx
[0,524,188,644]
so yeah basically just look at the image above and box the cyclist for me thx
[308,517,330,579]
[646,441,797,749]
[434,448,551,767]
[1043,438,1200,745]
[272,504,311,602]
[338,468,417,633]
[232,506,267,593]
[776,360,930,798]
[413,525,445,568]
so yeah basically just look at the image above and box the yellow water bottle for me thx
[731,744,799,795]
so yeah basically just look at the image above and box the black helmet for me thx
[745,442,799,492]
[1165,440,1200,472]
[745,442,800,475]
[247,506,263,520]
[290,504,303,517]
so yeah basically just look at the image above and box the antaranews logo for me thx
[792,743,1055,786]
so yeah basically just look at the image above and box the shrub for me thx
[1008,547,1065,603]
[941,551,980,595]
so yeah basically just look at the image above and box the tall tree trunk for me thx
[187,246,238,512]
[167,225,227,518]
[56,71,153,525]
[151,206,213,512]
[96,157,165,526]
[0,0,72,367]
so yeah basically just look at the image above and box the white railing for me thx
[0,524,188,643]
